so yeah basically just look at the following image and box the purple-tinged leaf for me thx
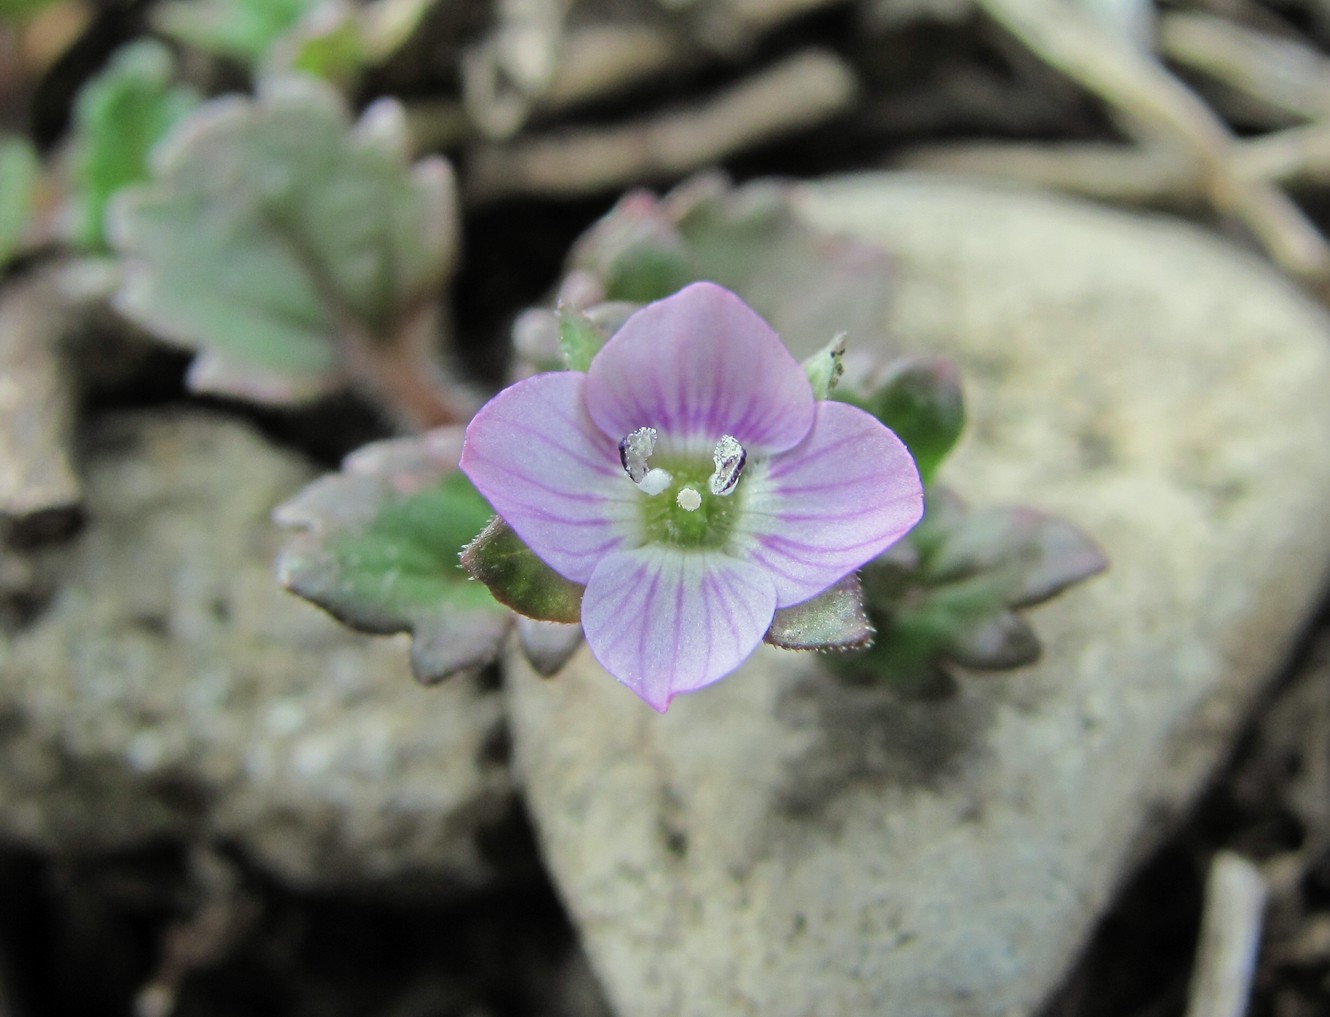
[943,610,1041,670]
[274,427,511,685]
[924,506,1108,608]
[109,76,464,426]
[848,483,1105,692]
[560,172,895,359]
[186,349,342,405]
[459,516,585,625]
[516,618,585,677]
[765,575,872,651]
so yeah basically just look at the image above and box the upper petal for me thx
[585,282,815,455]
[460,372,638,584]
[581,546,777,712]
[738,400,924,607]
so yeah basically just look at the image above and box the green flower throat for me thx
[619,428,748,551]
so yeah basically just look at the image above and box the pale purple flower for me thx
[461,282,923,711]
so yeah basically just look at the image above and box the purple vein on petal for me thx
[461,371,638,584]
[581,547,777,712]
[586,283,815,453]
[737,400,924,607]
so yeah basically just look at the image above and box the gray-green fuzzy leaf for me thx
[274,427,510,684]
[110,76,458,405]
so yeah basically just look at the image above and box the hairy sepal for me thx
[460,516,585,625]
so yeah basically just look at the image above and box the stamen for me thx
[618,426,657,484]
[676,487,702,512]
[708,434,746,496]
[638,468,673,496]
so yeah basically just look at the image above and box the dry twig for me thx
[0,267,83,542]
[974,0,1330,280]
[465,49,856,201]
[1184,852,1268,1017]
[1158,12,1330,127]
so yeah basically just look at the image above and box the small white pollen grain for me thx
[676,487,702,512]
[637,468,673,496]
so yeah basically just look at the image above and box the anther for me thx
[638,468,673,496]
[708,434,746,496]
[618,426,657,484]
[676,487,702,512]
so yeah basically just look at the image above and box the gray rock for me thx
[505,175,1330,1016]
[0,412,514,891]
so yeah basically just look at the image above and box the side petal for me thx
[460,372,638,583]
[581,547,777,712]
[739,400,924,606]
[585,282,814,455]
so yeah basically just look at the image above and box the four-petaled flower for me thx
[460,282,924,711]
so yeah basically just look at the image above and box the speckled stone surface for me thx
[0,412,513,891]
[505,175,1330,1017]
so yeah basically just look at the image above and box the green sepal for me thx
[460,517,584,624]
[802,332,846,400]
[558,304,607,372]
[765,574,871,651]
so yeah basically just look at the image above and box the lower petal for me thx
[581,547,777,712]
[739,400,924,606]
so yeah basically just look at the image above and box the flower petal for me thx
[581,546,777,712]
[739,400,924,606]
[585,282,815,455]
[460,372,638,583]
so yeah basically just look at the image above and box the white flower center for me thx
[676,487,702,512]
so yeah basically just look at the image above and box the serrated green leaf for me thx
[275,428,512,684]
[765,574,871,650]
[859,356,965,485]
[109,76,459,408]
[67,41,200,250]
[460,517,584,624]
[323,470,496,617]
[557,304,607,372]
[0,134,40,267]
[155,0,319,64]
